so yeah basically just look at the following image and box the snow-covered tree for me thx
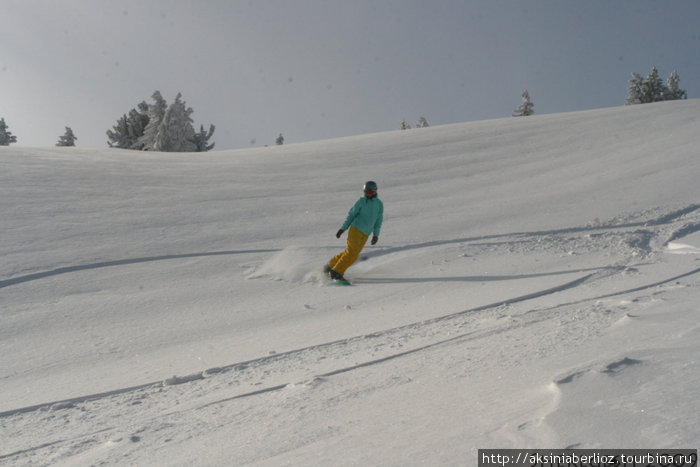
[107,101,149,149]
[417,117,429,128]
[400,120,411,130]
[642,66,666,103]
[107,115,131,148]
[626,67,687,105]
[666,69,687,101]
[153,93,196,152]
[626,73,645,105]
[190,124,216,152]
[139,91,168,151]
[276,133,284,145]
[0,118,17,145]
[56,127,77,147]
[107,91,215,152]
[512,90,534,117]
[127,102,150,149]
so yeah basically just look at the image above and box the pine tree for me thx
[642,66,667,103]
[627,67,687,104]
[153,93,196,152]
[107,91,215,152]
[417,117,429,128]
[106,101,149,149]
[127,102,150,149]
[400,120,411,130]
[276,133,284,145]
[139,91,168,151]
[190,124,216,151]
[626,73,645,105]
[107,114,131,148]
[56,127,77,147]
[666,69,687,101]
[512,90,534,116]
[0,118,18,145]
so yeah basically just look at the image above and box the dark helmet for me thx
[364,181,378,192]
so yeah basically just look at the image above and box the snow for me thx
[1,100,699,465]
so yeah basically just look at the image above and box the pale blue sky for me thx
[2,0,699,149]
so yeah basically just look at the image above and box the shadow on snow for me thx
[0,249,278,290]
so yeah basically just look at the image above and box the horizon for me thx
[2,0,699,150]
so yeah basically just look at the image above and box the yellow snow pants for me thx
[329,226,368,275]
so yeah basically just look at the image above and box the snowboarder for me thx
[325,181,383,282]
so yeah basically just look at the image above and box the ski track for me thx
[2,203,697,292]
[0,249,278,290]
[1,204,698,437]
[3,206,699,405]
[1,205,699,463]
[0,269,599,419]
[364,203,700,260]
[3,262,697,463]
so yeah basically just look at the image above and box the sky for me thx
[1,0,699,150]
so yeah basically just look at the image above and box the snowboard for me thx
[323,264,352,285]
[330,278,352,286]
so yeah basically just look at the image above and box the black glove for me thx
[371,235,378,245]
[336,229,345,239]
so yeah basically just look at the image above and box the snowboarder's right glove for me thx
[336,229,345,239]
[371,235,378,245]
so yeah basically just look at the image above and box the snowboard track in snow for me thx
[0,249,278,290]
[365,203,700,261]
[1,265,698,463]
[1,204,698,422]
[1,266,698,422]
[1,204,696,292]
[142,265,700,409]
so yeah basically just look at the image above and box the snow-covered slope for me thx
[1,101,699,464]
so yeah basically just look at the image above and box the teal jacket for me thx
[341,195,384,237]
